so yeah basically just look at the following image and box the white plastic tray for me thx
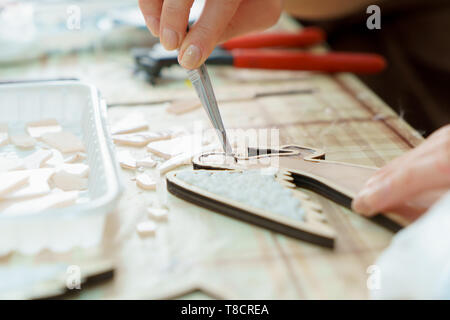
[0,80,122,255]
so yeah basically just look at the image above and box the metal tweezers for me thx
[187,64,233,156]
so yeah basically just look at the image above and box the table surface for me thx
[0,16,424,299]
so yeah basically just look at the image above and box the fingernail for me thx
[353,177,392,215]
[352,189,374,215]
[179,44,202,69]
[365,175,379,188]
[145,16,160,36]
[161,28,179,50]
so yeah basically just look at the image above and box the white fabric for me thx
[371,191,450,299]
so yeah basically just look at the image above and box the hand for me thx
[138,0,282,69]
[352,124,450,221]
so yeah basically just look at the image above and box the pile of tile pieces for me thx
[0,119,88,215]
[110,112,219,237]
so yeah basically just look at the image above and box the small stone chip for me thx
[136,156,156,168]
[23,149,53,169]
[3,168,54,200]
[0,172,29,197]
[118,150,137,170]
[41,131,85,153]
[111,112,148,135]
[147,207,168,221]
[146,134,203,159]
[51,170,88,191]
[136,173,156,190]
[61,163,89,178]
[45,149,65,167]
[113,129,183,147]
[157,144,218,174]
[64,152,87,163]
[10,134,36,149]
[1,190,79,215]
[157,153,192,174]
[113,134,154,147]
[26,119,62,138]
[0,123,8,147]
[136,221,157,237]
[0,156,24,172]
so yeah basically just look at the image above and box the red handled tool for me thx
[211,27,386,74]
[228,49,386,74]
[133,27,387,82]
[222,27,326,49]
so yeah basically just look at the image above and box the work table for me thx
[0,16,423,299]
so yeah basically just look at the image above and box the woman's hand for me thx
[352,124,450,220]
[138,0,282,69]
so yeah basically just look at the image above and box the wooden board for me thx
[192,145,409,231]
[103,72,422,300]
[166,170,336,248]
[0,15,424,299]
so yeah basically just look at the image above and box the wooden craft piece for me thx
[136,156,157,168]
[166,170,336,248]
[118,150,137,170]
[0,156,25,172]
[192,145,409,231]
[136,221,157,237]
[147,134,204,160]
[0,171,29,198]
[136,173,156,190]
[147,207,169,221]
[23,149,53,169]
[51,170,88,191]
[41,131,85,153]
[3,168,54,200]
[1,190,79,215]
[0,123,8,147]
[10,134,36,149]
[111,112,148,135]
[166,98,201,115]
[26,119,62,138]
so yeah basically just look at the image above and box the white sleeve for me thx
[370,191,450,299]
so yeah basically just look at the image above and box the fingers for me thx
[387,205,426,222]
[405,188,449,210]
[178,0,242,69]
[218,0,283,43]
[367,130,444,184]
[177,0,282,68]
[352,125,450,216]
[139,0,192,46]
[139,0,163,36]
[140,0,283,68]
[385,189,448,222]
[353,156,450,216]
[159,0,194,50]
